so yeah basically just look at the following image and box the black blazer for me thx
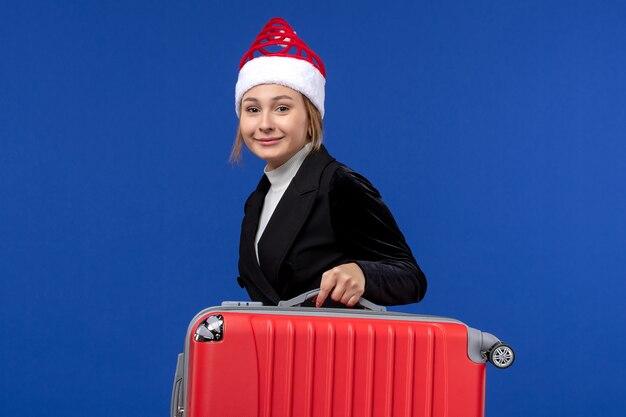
[237,145,426,306]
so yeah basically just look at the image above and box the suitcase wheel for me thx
[488,342,515,369]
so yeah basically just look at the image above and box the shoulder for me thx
[329,163,381,200]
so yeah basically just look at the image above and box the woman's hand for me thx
[316,263,365,307]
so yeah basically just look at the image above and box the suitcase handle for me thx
[278,289,387,312]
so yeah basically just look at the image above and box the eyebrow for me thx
[242,95,295,103]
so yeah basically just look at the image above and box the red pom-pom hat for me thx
[235,18,326,117]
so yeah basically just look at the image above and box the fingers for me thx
[316,263,365,308]
[345,294,361,307]
[316,269,336,307]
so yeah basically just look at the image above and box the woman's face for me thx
[239,84,309,170]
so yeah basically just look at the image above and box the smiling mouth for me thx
[255,137,283,145]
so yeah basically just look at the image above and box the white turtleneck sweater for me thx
[255,143,313,263]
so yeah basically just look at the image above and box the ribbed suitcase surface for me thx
[184,310,485,417]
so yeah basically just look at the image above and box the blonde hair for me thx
[229,94,324,164]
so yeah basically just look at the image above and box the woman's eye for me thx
[276,106,289,112]
[246,107,259,113]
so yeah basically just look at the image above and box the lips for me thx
[255,137,283,146]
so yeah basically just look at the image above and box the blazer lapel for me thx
[239,176,281,304]
[258,146,335,283]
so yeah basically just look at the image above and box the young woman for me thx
[232,18,426,307]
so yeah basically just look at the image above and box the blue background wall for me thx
[1,1,625,415]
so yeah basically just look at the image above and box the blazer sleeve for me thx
[328,165,427,305]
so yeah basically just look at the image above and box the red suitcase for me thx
[171,291,514,417]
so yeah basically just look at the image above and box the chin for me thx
[251,144,284,159]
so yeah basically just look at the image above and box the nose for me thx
[258,111,274,132]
